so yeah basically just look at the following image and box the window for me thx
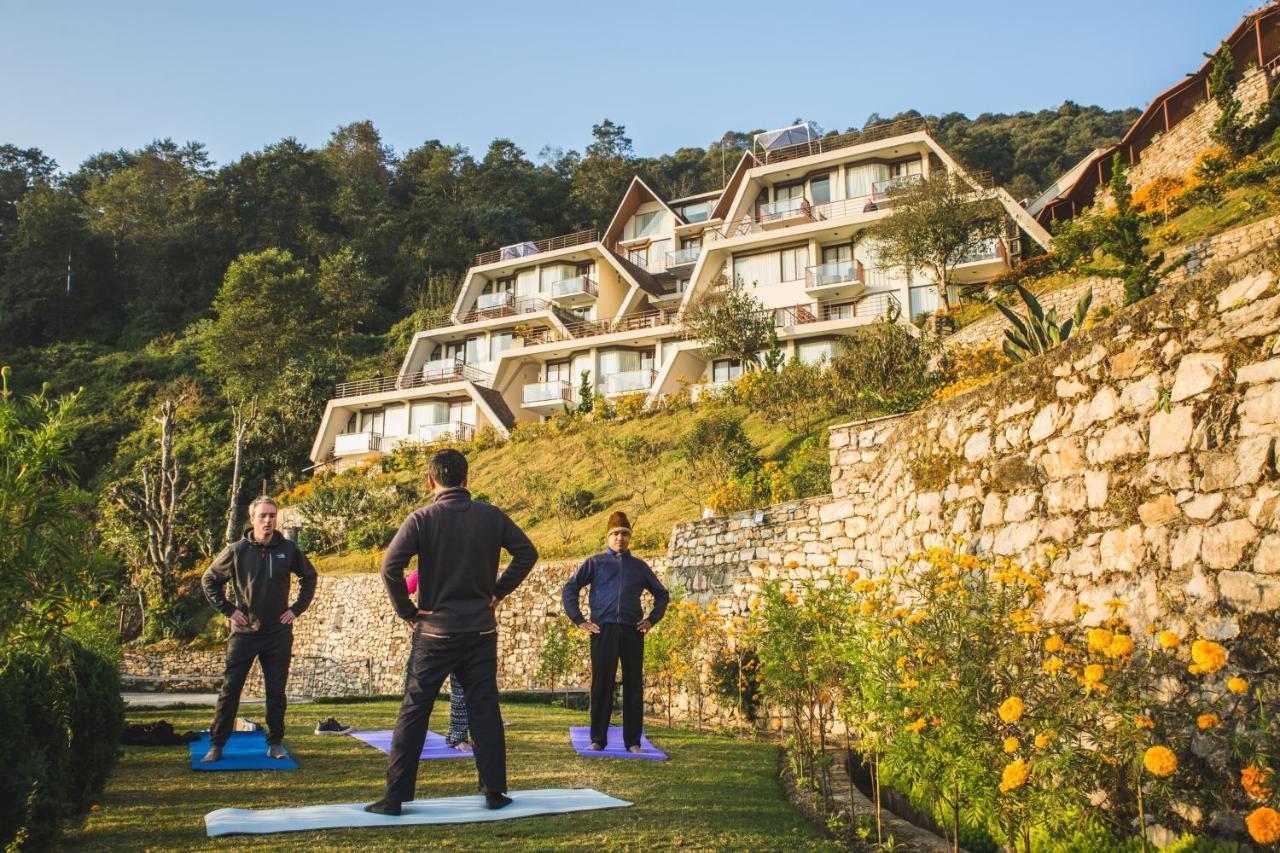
[892,158,922,177]
[634,210,661,238]
[495,276,515,293]
[846,162,890,198]
[344,413,357,433]
[627,246,649,267]
[797,340,836,365]
[780,245,810,282]
[489,332,513,361]
[733,251,781,287]
[465,336,482,364]
[681,236,700,250]
[359,409,385,435]
[410,400,448,431]
[775,183,803,202]
[822,243,852,263]
[599,349,642,376]
[712,359,742,383]
[825,303,854,320]
[444,341,465,362]
[659,341,678,367]
[678,201,711,222]
[546,362,569,383]
[809,174,831,205]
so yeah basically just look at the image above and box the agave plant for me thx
[996,284,1093,363]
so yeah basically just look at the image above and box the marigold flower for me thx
[1157,630,1180,649]
[1134,715,1156,730]
[1083,664,1106,693]
[1043,656,1064,674]
[1087,628,1112,655]
[770,718,783,731]
[787,560,799,569]
[906,612,927,625]
[1196,713,1221,730]
[1143,745,1177,777]
[786,593,799,605]
[860,602,876,615]
[854,579,876,593]
[895,655,909,669]
[999,759,1029,793]
[898,679,919,689]
[998,697,1024,724]
[1105,633,1135,659]
[1044,635,1064,653]
[1243,765,1275,802]
[905,718,927,733]
[1246,807,1280,845]
[1104,598,1126,612]
[1190,639,1228,674]
[1073,603,1093,618]
[845,569,860,583]
[1003,737,1020,754]
[1034,733,1053,749]
[1228,676,1248,694]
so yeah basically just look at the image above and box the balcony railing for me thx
[551,276,598,300]
[603,369,657,395]
[757,116,929,164]
[665,246,702,269]
[520,308,682,346]
[772,291,902,327]
[872,173,924,197]
[956,238,1006,265]
[456,295,554,324]
[475,229,598,267]
[475,291,513,311]
[805,259,862,289]
[333,432,382,456]
[415,421,476,443]
[523,380,574,406]
[758,197,812,226]
[333,362,492,398]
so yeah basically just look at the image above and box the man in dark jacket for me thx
[562,511,669,752]
[365,448,537,815]
[201,495,317,761]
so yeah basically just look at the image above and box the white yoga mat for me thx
[204,788,632,836]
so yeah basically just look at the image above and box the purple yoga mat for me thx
[349,730,470,760]
[569,726,668,761]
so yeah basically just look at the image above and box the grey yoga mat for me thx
[204,788,632,836]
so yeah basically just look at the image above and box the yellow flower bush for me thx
[1044,635,1064,653]
[1000,759,1029,793]
[1003,736,1020,754]
[1246,806,1280,845]
[1082,664,1106,693]
[1189,639,1228,674]
[998,697,1024,723]
[1143,745,1177,777]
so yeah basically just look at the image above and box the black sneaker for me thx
[315,717,353,735]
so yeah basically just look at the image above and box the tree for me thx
[1208,42,1249,160]
[199,248,323,398]
[829,319,939,418]
[223,398,258,544]
[570,120,635,230]
[1100,153,1164,304]
[317,245,383,338]
[679,277,777,370]
[867,170,1006,313]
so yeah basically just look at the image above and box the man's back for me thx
[380,487,537,635]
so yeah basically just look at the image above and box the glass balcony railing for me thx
[475,291,514,310]
[957,238,1002,264]
[523,381,573,406]
[805,260,861,289]
[417,422,475,443]
[603,369,656,395]
[665,246,701,269]
[333,432,382,455]
[551,276,598,300]
[872,174,923,197]
[758,197,809,223]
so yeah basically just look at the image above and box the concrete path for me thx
[122,692,312,707]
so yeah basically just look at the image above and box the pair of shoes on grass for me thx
[364,791,512,816]
[588,742,643,753]
[200,743,288,761]
[314,717,353,735]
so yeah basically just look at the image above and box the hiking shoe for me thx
[314,717,353,735]
[485,792,513,810]
[364,798,402,816]
[266,743,287,759]
[201,746,223,762]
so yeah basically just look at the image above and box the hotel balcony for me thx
[333,361,492,399]
[955,237,1008,267]
[415,421,476,444]
[804,259,867,300]
[333,432,383,457]
[474,228,598,267]
[549,275,598,309]
[758,197,813,229]
[872,173,924,199]
[522,380,575,415]
[603,369,656,396]
[664,246,701,275]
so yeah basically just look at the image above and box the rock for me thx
[1138,495,1180,526]
[1235,436,1274,486]
[1004,494,1038,522]
[1119,374,1160,413]
[1183,493,1224,521]
[1056,377,1088,398]
[1148,406,1193,458]
[1100,525,1146,574]
[1029,403,1060,443]
[1201,519,1258,569]
[1218,570,1280,612]
[963,429,991,463]
[1236,356,1280,385]
[1171,353,1228,401]
[981,493,1003,528]
[1255,535,1280,574]
[1085,469,1109,509]
[1215,269,1274,313]
[819,501,854,523]
[1239,382,1280,436]
[1042,438,1086,479]
[1199,452,1240,492]
[1045,478,1087,514]
[1089,423,1146,463]
[1110,341,1152,379]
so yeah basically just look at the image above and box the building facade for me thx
[309,118,1051,467]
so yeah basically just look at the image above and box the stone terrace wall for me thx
[946,276,1124,352]
[1096,65,1275,209]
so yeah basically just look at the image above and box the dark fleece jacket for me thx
[202,530,317,634]
[380,487,538,634]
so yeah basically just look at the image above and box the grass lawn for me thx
[65,699,838,851]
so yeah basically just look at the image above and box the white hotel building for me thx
[309,119,1051,468]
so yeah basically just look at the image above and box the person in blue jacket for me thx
[562,511,669,752]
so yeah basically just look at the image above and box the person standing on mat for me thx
[406,568,473,753]
[366,448,537,815]
[200,495,317,762]
[562,511,669,753]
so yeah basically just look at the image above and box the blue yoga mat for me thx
[349,730,468,760]
[190,731,298,771]
[569,726,667,760]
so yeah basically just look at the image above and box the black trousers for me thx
[386,630,505,803]
[210,628,293,746]
[589,623,645,748]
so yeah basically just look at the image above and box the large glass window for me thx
[634,210,661,238]
[822,243,852,263]
[712,359,742,383]
[677,201,711,223]
[489,332,513,361]
[846,162,890,198]
[797,339,836,365]
[546,361,569,383]
[775,183,803,202]
[465,336,482,364]
[780,245,810,282]
[733,251,781,287]
[809,174,831,205]
[410,400,448,430]
[359,409,385,434]
[599,349,642,376]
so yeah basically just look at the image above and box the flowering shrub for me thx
[1131,175,1188,217]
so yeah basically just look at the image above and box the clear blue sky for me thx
[0,0,1258,172]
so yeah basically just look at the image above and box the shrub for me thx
[829,319,939,419]
[934,341,1012,401]
[293,467,416,553]
[612,392,647,421]
[996,284,1093,363]
[676,410,760,509]
[534,615,586,702]
[1131,175,1189,218]
[731,356,832,435]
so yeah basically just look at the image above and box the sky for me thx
[0,0,1261,172]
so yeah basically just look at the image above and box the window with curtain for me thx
[809,174,831,205]
[516,268,538,298]
[797,340,836,365]
[489,332,513,361]
[712,359,743,383]
[780,245,809,282]
[465,337,482,364]
[846,162,890,198]
[634,210,661,238]
[733,251,781,287]
[599,350,641,376]
[410,401,448,430]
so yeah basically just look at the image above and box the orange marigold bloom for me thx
[998,697,1024,724]
[905,718,927,733]
[845,569,860,583]
[1087,628,1113,655]
[1034,733,1053,749]
[1043,656,1064,674]
[854,579,876,593]
[1044,635,1064,653]
[1157,630,1180,649]
[1003,737,1020,754]
[1105,633,1135,659]
[999,759,1029,793]
[1228,676,1248,695]
[1083,664,1106,693]
[1134,715,1156,730]
[1246,807,1280,845]
[1143,746,1177,777]
[1196,713,1221,730]
[1190,639,1228,674]
[1242,765,1275,802]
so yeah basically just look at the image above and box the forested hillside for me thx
[0,104,1136,638]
